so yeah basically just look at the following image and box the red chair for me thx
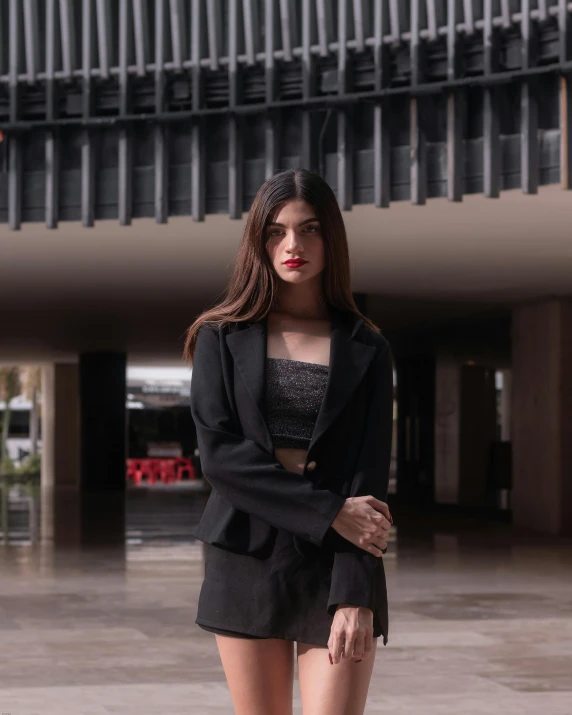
[138,459,160,485]
[175,457,195,482]
[158,458,177,484]
[126,459,141,486]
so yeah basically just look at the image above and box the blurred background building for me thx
[0,0,571,547]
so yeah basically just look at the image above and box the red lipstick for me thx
[284,259,308,268]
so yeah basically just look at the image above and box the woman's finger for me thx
[372,537,388,551]
[351,631,366,660]
[367,497,391,520]
[329,632,345,665]
[365,543,384,556]
[342,630,356,659]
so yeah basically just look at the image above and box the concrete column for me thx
[500,369,512,442]
[458,364,497,506]
[79,352,127,546]
[512,299,572,535]
[395,354,435,504]
[434,353,497,508]
[434,351,461,504]
[40,363,81,545]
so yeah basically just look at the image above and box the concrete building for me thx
[0,1,571,546]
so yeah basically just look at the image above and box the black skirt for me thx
[195,527,386,647]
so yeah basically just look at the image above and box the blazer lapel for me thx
[225,319,273,452]
[307,308,377,453]
[225,308,377,455]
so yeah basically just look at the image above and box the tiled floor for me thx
[0,494,571,714]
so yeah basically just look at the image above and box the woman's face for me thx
[264,199,325,285]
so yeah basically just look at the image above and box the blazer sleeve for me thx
[326,340,394,616]
[190,324,347,547]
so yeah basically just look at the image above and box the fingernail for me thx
[329,653,333,665]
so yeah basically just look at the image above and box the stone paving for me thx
[0,503,571,714]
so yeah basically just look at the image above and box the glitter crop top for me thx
[265,357,329,449]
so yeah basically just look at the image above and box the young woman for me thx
[183,169,394,715]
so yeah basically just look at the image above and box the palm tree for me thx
[0,367,21,475]
[20,367,42,456]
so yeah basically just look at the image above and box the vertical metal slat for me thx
[521,0,538,194]
[8,0,22,230]
[191,0,206,220]
[373,0,391,208]
[353,0,365,52]
[23,0,40,84]
[426,0,437,41]
[559,0,572,189]
[447,0,458,81]
[45,135,59,229]
[300,0,315,171]
[483,0,501,198]
[337,0,353,210]
[410,0,427,205]
[316,0,331,57]
[155,0,168,223]
[500,0,511,28]
[8,136,22,231]
[169,0,187,70]
[388,0,400,42]
[279,0,295,63]
[82,0,95,227]
[264,0,278,179]
[46,1,57,109]
[132,0,150,77]
[96,0,112,79]
[59,0,77,78]
[46,0,59,228]
[243,0,259,66]
[206,0,222,70]
[228,0,243,219]
[463,0,474,35]
[118,0,132,225]
[447,0,463,202]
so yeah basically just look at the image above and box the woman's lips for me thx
[284,260,307,267]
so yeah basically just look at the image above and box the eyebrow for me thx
[266,217,320,228]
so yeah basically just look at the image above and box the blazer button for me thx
[306,460,317,472]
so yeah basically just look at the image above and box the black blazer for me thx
[190,305,394,623]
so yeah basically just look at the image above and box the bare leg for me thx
[296,639,378,715]
[215,634,295,715]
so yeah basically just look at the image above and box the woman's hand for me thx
[330,496,392,556]
[328,605,374,665]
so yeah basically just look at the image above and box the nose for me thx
[286,229,304,251]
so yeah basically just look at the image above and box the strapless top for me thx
[265,356,329,450]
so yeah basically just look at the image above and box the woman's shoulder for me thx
[197,318,239,335]
[357,320,391,355]
[196,318,249,343]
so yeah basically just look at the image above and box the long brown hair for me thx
[183,168,380,364]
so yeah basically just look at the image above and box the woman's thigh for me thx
[215,634,295,715]
[296,639,378,715]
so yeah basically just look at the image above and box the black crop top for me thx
[265,356,329,449]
